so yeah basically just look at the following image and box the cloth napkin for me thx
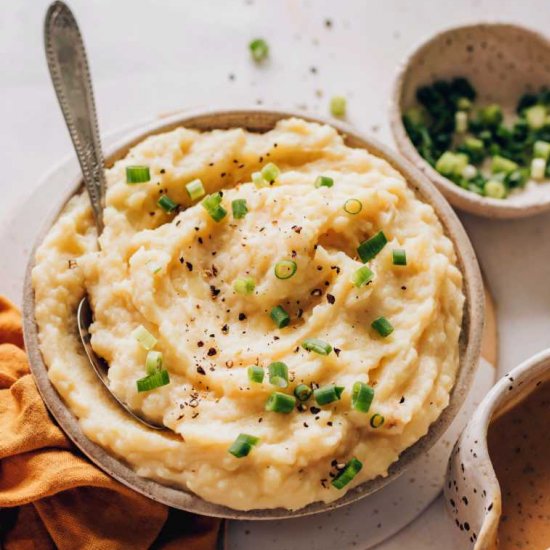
[0,296,221,550]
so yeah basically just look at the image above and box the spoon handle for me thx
[44,1,105,234]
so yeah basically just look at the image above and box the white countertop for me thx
[3,1,550,548]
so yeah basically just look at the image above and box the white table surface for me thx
[3,1,550,548]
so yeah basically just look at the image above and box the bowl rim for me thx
[22,107,484,519]
[389,22,550,219]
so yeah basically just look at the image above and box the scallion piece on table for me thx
[371,316,394,337]
[351,265,374,288]
[531,157,546,181]
[261,162,280,183]
[228,433,260,458]
[351,381,375,413]
[330,96,347,117]
[249,38,269,62]
[132,325,157,350]
[314,384,344,406]
[158,194,179,213]
[270,305,290,328]
[274,260,297,280]
[294,384,312,401]
[136,369,170,393]
[314,175,334,188]
[392,249,407,266]
[268,361,289,388]
[343,198,362,214]
[484,179,507,199]
[301,338,332,355]
[248,365,264,383]
[126,165,150,184]
[145,350,163,375]
[234,276,255,295]
[202,192,227,222]
[265,391,296,413]
[185,179,205,201]
[331,457,363,489]
[370,413,385,428]
[357,231,387,263]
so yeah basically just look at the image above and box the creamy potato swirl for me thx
[33,118,464,510]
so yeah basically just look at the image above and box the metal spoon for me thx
[44,1,164,430]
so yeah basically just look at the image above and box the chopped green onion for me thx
[492,155,518,175]
[294,384,312,401]
[455,111,468,133]
[249,38,269,62]
[202,192,227,222]
[331,457,363,489]
[145,350,163,375]
[157,194,179,213]
[330,96,347,117]
[478,104,503,128]
[457,97,472,111]
[136,369,170,393]
[126,165,150,184]
[274,260,297,280]
[351,381,375,413]
[229,433,259,458]
[531,158,546,180]
[371,317,394,337]
[270,305,290,328]
[392,249,407,266]
[301,338,332,355]
[185,179,205,201]
[525,104,546,130]
[248,365,264,383]
[462,164,477,180]
[314,384,344,406]
[268,361,289,388]
[234,276,255,295]
[252,171,267,188]
[370,413,385,428]
[485,179,507,199]
[343,198,362,215]
[232,198,248,219]
[351,265,374,288]
[534,140,550,161]
[435,152,468,178]
[314,175,334,188]
[132,325,157,350]
[261,162,280,183]
[357,231,387,263]
[265,391,296,413]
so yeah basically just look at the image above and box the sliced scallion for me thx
[145,350,163,375]
[232,198,248,219]
[136,369,170,393]
[252,171,267,188]
[234,276,255,295]
[294,384,312,401]
[351,381,374,413]
[351,265,373,288]
[392,249,407,266]
[301,338,332,355]
[330,96,347,117]
[202,192,227,222]
[357,231,387,263]
[126,165,150,184]
[344,198,362,215]
[314,175,334,188]
[371,316,394,337]
[185,179,205,201]
[268,361,289,388]
[132,325,157,350]
[249,38,269,62]
[229,433,259,458]
[261,162,280,183]
[370,413,385,428]
[274,260,297,280]
[270,305,290,328]
[331,457,363,489]
[248,365,264,383]
[158,194,179,213]
[314,384,344,406]
[265,391,296,413]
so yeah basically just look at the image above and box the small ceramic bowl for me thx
[390,23,550,219]
[445,348,550,549]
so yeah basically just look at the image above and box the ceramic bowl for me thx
[23,108,484,519]
[390,23,550,219]
[445,348,550,549]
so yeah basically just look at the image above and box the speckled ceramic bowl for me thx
[445,348,550,549]
[391,23,550,219]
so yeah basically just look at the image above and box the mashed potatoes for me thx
[32,118,464,511]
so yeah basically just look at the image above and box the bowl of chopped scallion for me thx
[391,23,550,218]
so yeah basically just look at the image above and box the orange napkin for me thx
[0,296,221,549]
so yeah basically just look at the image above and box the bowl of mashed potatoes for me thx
[23,109,484,518]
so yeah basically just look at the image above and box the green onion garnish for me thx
[132,325,157,350]
[249,38,269,62]
[234,276,255,295]
[274,260,297,280]
[370,413,385,428]
[265,391,296,413]
[484,179,507,199]
[145,350,163,375]
[202,192,227,222]
[294,384,312,401]
[229,433,259,458]
[252,171,267,188]
[392,249,407,266]
[185,179,205,201]
[248,365,264,383]
[351,381,374,413]
[330,96,347,117]
[136,369,170,393]
[261,162,280,183]
[371,316,394,337]
[351,265,374,288]
[301,338,332,355]
[232,198,248,219]
[157,194,179,213]
[314,384,344,406]
[268,361,289,388]
[531,158,546,181]
[344,198,362,214]
[314,175,334,188]
[331,457,363,489]
[270,305,290,328]
[126,165,150,184]
[357,231,387,263]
